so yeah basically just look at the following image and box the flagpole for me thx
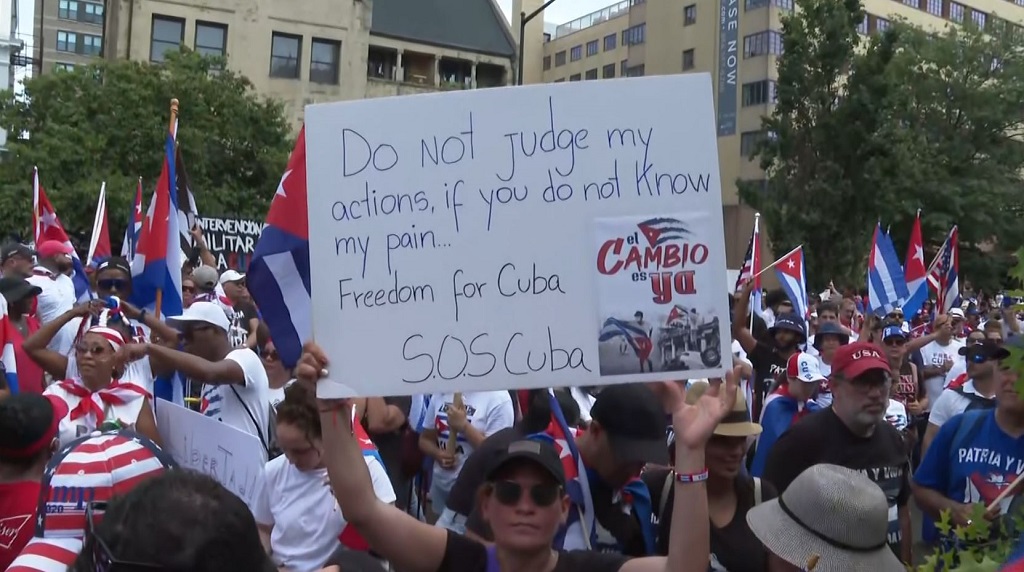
[749,213,760,332]
[32,167,39,244]
[155,98,179,318]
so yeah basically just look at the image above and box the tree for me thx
[740,2,1024,291]
[0,49,293,244]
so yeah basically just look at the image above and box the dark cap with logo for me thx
[485,439,566,486]
[589,384,669,465]
[958,339,1011,362]
[0,276,42,303]
[0,242,35,263]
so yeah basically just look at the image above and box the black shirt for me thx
[747,341,787,417]
[644,469,776,571]
[762,407,911,556]
[368,396,412,505]
[448,427,524,516]
[438,530,628,572]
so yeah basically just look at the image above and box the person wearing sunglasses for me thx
[297,342,738,572]
[92,258,133,301]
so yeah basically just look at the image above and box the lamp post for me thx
[517,0,559,86]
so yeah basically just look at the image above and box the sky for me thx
[495,0,614,27]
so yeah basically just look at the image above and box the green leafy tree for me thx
[740,3,1024,291]
[0,49,293,245]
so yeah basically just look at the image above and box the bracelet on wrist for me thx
[673,469,709,484]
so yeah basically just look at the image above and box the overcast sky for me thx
[495,0,613,26]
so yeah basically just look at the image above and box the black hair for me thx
[765,289,791,309]
[71,470,276,572]
[518,389,581,433]
[276,382,321,440]
[0,393,57,470]
[817,300,840,316]
[255,321,272,352]
[94,257,132,280]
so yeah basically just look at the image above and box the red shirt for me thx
[9,316,44,394]
[0,481,42,570]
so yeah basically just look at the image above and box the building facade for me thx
[520,0,1024,266]
[34,0,515,127]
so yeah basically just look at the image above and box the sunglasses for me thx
[492,480,562,507]
[76,344,112,357]
[261,347,279,362]
[182,325,213,341]
[97,279,129,292]
[883,338,906,347]
[181,285,196,294]
[86,501,163,571]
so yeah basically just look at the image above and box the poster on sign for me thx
[304,74,731,397]
[196,217,266,270]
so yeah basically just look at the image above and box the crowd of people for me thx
[0,233,1021,572]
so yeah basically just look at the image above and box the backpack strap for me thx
[951,409,989,461]
[659,470,673,519]
[754,477,763,506]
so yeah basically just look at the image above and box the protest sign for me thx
[195,216,266,270]
[155,401,265,508]
[305,74,731,397]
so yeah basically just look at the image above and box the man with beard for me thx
[26,240,80,356]
[763,341,913,565]
[733,280,805,420]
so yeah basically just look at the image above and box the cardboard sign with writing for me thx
[305,75,731,397]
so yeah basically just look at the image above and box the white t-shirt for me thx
[928,380,995,428]
[918,339,965,410]
[44,380,149,447]
[253,454,396,572]
[945,359,968,388]
[814,358,833,408]
[200,349,271,456]
[28,268,80,356]
[427,391,515,492]
[570,387,596,423]
[267,386,286,411]
[885,399,909,432]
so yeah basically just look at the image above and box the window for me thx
[543,55,551,70]
[742,31,783,58]
[625,64,645,77]
[554,78,565,83]
[310,38,340,84]
[742,80,777,106]
[58,0,78,20]
[875,17,891,32]
[856,15,869,34]
[604,34,616,51]
[586,40,599,56]
[971,10,987,27]
[746,0,792,10]
[270,32,302,79]
[949,2,965,22]
[740,131,766,157]
[570,45,582,61]
[585,68,598,80]
[602,63,616,78]
[682,48,695,70]
[925,0,941,16]
[56,31,77,52]
[555,50,566,66]
[83,2,103,24]
[82,33,101,56]
[569,73,581,81]
[901,0,917,6]
[684,4,697,25]
[54,62,75,72]
[150,15,184,62]
[623,23,646,45]
[621,59,628,75]
[195,21,227,59]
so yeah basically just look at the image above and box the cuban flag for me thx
[0,295,19,393]
[32,168,91,302]
[528,390,596,550]
[1002,535,1024,571]
[867,222,910,316]
[174,143,200,264]
[121,178,144,259]
[599,317,653,366]
[902,211,928,317]
[936,226,960,314]
[772,245,808,319]
[86,182,112,270]
[248,128,311,369]
[735,214,763,319]
[130,133,184,404]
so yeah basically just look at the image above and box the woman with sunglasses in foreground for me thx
[296,342,738,572]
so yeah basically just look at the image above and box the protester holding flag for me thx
[28,241,83,357]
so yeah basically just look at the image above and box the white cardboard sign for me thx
[155,401,265,508]
[305,74,732,397]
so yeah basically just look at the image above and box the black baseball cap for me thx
[959,339,1011,362]
[1,242,35,263]
[589,384,669,465]
[485,440,566,486]
[95,256,132,276]
[0,276,42,303]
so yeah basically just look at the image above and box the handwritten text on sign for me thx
[305,75,732,397]
[155,402,265,509]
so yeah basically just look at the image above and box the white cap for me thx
[948,308,965,319]
[166,301,231,332]
[219,269,245,285]
[787,352,826,383]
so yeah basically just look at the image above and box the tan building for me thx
[518,0,1024,266]
[35,0,515,127]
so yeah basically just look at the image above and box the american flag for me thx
[935,226,960,313]
[736,215,763,319]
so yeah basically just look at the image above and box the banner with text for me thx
[195,216,266,271]
[305,74,732,397]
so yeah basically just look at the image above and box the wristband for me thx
[674,469,709,484]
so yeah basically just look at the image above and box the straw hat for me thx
[746,464,905,572]
[685,383,762,437]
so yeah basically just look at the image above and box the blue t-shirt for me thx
[915,411,1024,516]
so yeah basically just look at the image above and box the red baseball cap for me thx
[830,342,891,379]
[36,240,73,259]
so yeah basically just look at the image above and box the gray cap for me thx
[191,266,219,292]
